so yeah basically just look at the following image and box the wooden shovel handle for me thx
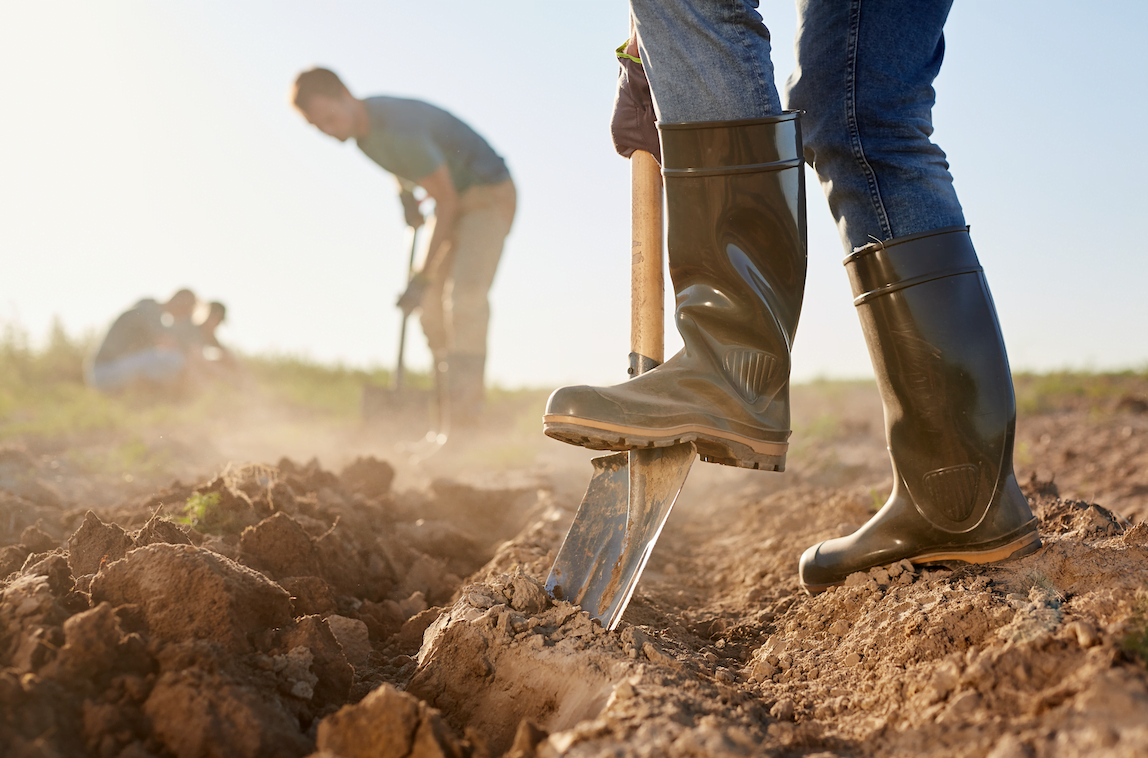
[630,149,664,368]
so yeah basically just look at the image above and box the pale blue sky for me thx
[2,2,1146,388]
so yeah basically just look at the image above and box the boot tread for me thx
[543,418,786,471]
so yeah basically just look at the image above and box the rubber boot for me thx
[446,352,486,430]
[544,113,807,470]
[799,227,1042,593]
[431,353,450,436]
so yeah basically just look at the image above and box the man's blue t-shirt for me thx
[355,96,510,194]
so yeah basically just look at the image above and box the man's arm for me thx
[414,163,459,281]
[397,162,459,314]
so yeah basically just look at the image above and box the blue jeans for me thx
[88,347,185,393]
[631,0,965,251]
[630,0,782,122]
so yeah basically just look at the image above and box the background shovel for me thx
[393,219,450,463]
[362,225,433,421]
[545,150,696,630]
[362,224,429,423]
[392,224,420,395]
[361,218,448,463]
[392,222,450,462]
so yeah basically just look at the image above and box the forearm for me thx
[420,201,459,280]
[407,162,459,284]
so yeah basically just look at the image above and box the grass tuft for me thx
[180,491,222,528]
[1123,591,1148,664]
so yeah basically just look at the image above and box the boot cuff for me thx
[658,112,802,173]
[844,226,982,306]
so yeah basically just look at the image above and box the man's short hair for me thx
[166,288,197,316]
[293,67,349,112]
[208,301,227,322]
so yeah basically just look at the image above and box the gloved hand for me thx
[400,191,424,229]
[397,273,429,315]
[611,33,661,164]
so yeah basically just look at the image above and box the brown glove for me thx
[396,273,429,316]
[610,36,661,165]
[399,190,424,229]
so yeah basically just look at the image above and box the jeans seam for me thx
[729,2,769,111]
[844,0,892,240]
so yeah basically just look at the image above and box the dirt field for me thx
[2,375,1148,757]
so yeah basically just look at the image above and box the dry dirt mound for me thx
[3,380,1148,757]
[0,454,544,757]
[391,479,1148,758]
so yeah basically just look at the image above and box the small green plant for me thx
[1122,592,1148,664]
[179,491,222,528]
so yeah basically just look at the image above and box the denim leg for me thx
[785,0,965,251]
[88,348,185,393]
[446,180,516,358]
[631,0,782,122]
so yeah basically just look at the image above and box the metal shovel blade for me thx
[546,442,696,630]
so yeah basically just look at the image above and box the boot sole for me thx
[800,528,1043,595]
[543,415,788,471]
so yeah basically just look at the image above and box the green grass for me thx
[1013,370,1148,416]
[0,320,142,441]
[5,319,1148,451]
[65,436,177,482]
[0,320,550,448]
[243,353,417,418]
[177,491,226,531]
[0,319,418,441]
[0,318,92,386]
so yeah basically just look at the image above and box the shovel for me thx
[393,221,450,463]
[361,223,446,462]
[362,225,428,422]
[391,223,421,394]
[545,150,696,630]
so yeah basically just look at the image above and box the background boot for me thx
[799,227,1041,592]
[544,113,807,471]
[445,352,486,430]
[432,352,450,436]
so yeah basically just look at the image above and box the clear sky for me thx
[3,1,1146,389]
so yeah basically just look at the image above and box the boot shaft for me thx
[846,226,1017,531]
[541,116,809,471]
[445,352,486,428]
[658,114,807,405]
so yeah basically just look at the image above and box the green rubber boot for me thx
[799,227,1042,593]
[543,113,807,470]
[445,352,486,430]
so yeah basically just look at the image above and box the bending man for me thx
[292,67,516,426]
